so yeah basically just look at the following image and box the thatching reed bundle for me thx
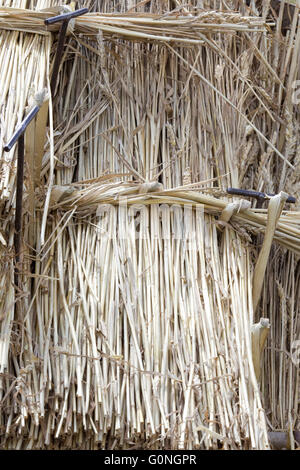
[0,0,299,450]
[0,8,268,40]
[49,181,300,250]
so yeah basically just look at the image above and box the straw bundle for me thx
[0,25,51,200]
[48,181,300,254]
[1,194,271,449]
[0,8,269,41]
[0,0,299,450]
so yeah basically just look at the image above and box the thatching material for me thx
[0,0,299,450]
[1,200,271,449]
[0,29,51,200]
[46,182,300,255]
[0,8,269,40]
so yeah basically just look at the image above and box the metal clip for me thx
[45,8,88,96]
[226,187,296,204]
[4,104,42,285]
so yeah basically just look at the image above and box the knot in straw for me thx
[220,200,251,224]
[33,88,49,107]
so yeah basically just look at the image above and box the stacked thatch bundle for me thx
[0,0,299,449]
